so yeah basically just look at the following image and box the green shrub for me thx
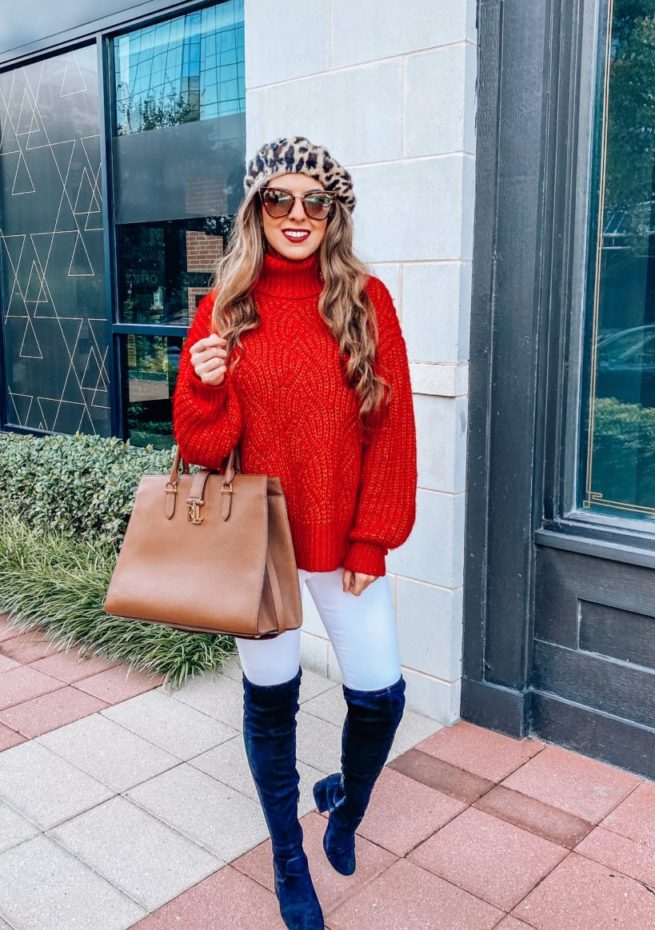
[593,397,655,506]
[0,433,234,689]
[0,431,197,550]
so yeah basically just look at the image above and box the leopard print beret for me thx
[244,135,356,213]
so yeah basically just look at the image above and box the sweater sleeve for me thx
[342,277,418,577]
[172,292,243,471]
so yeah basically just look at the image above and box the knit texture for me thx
[172,246,417,577]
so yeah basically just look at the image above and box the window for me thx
[0,1,245,445]
[111,1,245,328]
[124,333,183,448]
[110,0,245,445]
[580,0,655,522]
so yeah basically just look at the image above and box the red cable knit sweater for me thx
[172,245,417,577]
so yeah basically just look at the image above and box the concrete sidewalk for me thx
[0,615,654,929]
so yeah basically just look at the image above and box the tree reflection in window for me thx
[583,0,655,520]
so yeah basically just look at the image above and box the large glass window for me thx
[0,45,111,434]
[0,1,245,446]
[111,0,245,328]
[109,0,245,448]
[580,0,655,522]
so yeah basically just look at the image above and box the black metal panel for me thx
[97,35,123,440]
[535,526,655,567]
[533,547,579,648]
[465,0,655,777]
[534,640,655,729]
[0,44,111,434]
[532,691,655,781]
[460,677,528,737]
[534,545,655,645]
[463,0,550,734]
[461,0,502,686]
[533,543,655,746]
[580,601,655,671]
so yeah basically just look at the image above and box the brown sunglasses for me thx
[259,186,336,220]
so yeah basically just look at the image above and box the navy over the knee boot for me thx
[312,674,406,875]
[242,667,324,930]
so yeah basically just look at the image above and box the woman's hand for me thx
[190,332,229,386]
[342,569,378,596]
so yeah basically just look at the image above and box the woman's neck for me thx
[254,244,324,299]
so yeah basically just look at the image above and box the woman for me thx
[172,135,417,930]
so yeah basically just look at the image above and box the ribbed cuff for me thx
[342,541,387,577]
[189,369,229,406]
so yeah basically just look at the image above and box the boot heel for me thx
[312,776,330,813]
[273,850,324,930]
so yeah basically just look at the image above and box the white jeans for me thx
[235,567,402,691]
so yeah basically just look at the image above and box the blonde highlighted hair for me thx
[207,176,391,427]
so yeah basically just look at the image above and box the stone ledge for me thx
[410,361,469,397]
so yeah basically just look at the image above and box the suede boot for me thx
[312,674,406,875]
[242,667,324,930]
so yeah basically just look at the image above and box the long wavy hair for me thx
[208,175,392,428]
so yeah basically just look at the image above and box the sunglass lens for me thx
[304,194,333,219]
[262,189,293,216]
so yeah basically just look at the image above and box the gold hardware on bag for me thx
[186,498,204,524]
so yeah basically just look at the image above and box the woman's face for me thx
[259,172,330,260]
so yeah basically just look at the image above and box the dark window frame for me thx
[462,0,655,739]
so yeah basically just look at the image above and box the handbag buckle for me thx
[186,498,204,524]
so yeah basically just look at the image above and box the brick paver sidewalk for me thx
[0,613,653,929]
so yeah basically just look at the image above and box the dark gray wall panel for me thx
[579,600,655,671]
[534,545,655,646]
[462,0,549,726]
[532,691,655,780]
[463,0,655,779]
[0,45,111,434]
[534,640,655,729]
[534,544,655,741]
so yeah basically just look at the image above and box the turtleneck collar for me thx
[254,244,324,299]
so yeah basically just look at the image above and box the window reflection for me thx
[117,216,233,326]
[124,334,182,448]
[114,2,244,135]
[582,0,655,520]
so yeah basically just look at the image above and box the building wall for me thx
[244,0,477,722]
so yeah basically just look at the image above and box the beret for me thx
[244,135,356,213]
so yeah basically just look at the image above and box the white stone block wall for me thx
[244,0,477,723]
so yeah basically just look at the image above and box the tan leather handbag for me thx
[103,443,303,638]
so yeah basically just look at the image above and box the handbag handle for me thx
[167,441,242,487]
